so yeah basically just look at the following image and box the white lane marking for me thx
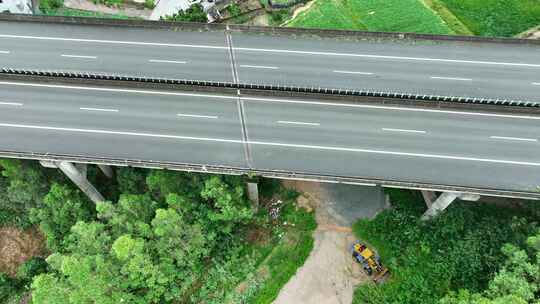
[242,97,540,121]
[177,113,218,119]
[148,59,187,64]
[532,82,540,86]
[80,107,119,112]
[240,65,279,70]
[1,33,539,68]
[61,54,97,59]
[0,81,236,101]
[0,102,23,106]
[0,34,228,50]
[277,120,320,126]
[0,122,539,167]
[490,136,537,142]
[431,76,472,81]
[0,50,9,54]
[235,47,540,68]
[333,70,374,75]
[0,81,537,122]
[382,128,426,134]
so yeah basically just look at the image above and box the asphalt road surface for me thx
[0,80,538,192]
[1,21,540,101]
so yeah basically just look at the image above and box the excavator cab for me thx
[351,241,389,284]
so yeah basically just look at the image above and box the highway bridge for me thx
[0,15,539,200]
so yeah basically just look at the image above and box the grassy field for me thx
[438,0,540,37]
[287,0,453,34]
[423,0,473,35]
[41,7,133,19]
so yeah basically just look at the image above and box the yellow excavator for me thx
[351,241,390,284]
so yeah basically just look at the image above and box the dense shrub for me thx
[16,257,48,283]
[0,272,21,302]
[352,189,538,304]
[163,4,208,23]
[0,160,61,228]
[144,0,155,9]
[39,0,64,11]
[227,3,242,17]
[441,230,540,303]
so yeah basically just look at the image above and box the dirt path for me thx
[285,0,315,24]
[273,181,387,304]
[63,0,152,18]
[518,25,540,39]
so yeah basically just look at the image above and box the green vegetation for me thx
[0,160,60,229]
[438,0,540,37]
[227,3,242,17]
[40,7,133,19]
[0,161,314,303]
[144,0,155,9]
[226,3,251,24]
[288,0,452,34]
[39,0,64,11]
[270,9,291,26]
[423,0,473,35]
[352,189,539,304]
[245,192,316,303]
[91,0,123,8]
[163,4,208,23]
[441,230,539,304]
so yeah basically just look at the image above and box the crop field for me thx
[287,0,452,34]
[438,0,540,36]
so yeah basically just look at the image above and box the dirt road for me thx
[273,181,387,304]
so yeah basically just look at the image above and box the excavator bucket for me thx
[372,267,390,284]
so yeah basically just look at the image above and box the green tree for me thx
[200,176,253,234]
[116,167,148,195]
[162,4,208,23]
[30,171,261,303]
[0,160,63,227]
[0,160,50,210]
[440,230,540,304]
[146,170,203,200]
[30,183,94,251]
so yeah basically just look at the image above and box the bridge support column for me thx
[40,161,105,203]
[247,182,259,210]
[421,191,481,220]
[98,164,114,179]
[421,190,437,208]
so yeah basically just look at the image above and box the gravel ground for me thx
[63,0,152,18]
[273,180,388,304]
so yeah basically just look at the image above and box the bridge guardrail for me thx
[0,149,537,200]
[2,13,540,45]
[2,68,539,111]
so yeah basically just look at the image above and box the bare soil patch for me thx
[0,227,46,277]
[273,180,386,304]
[63,0,152,18]
[519,25,540,39]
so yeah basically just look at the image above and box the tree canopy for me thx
[30,170,255,303]
[440,230,540,304]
